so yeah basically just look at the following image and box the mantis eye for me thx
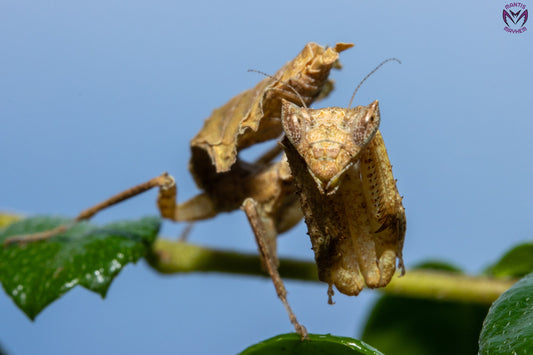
[350,101,380,147]
[281,100,305,146]
[351,115,377,147]
[285,114,302,145]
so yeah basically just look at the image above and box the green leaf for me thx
[0,216,160,319]
[361,261,489,355]
[362,295,488,355]
[479,272,533,354]
[239,333,383,355]
[486,243,533,278]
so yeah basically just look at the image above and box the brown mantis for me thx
[4,42,405,339]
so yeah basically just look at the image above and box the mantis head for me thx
[281,99,380,194]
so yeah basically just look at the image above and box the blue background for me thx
[1,1,531,354]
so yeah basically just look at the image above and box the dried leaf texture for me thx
[176,157,302,232]
[189,42,353,193]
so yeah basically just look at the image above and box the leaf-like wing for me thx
[190,42,353,179]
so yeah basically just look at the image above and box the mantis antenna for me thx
[247,69,308,109]
[347,58,401,109]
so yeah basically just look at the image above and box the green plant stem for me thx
[146,239,319,280]
[148,239,516,304]
[382,270,513,304]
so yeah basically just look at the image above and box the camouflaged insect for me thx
[160,42,355,244]
[281,99,405,300]
[6,42,405,338]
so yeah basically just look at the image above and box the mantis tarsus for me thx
[5,42,405,339]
